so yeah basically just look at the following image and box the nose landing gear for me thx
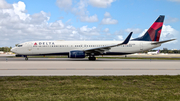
[25,56,28,61]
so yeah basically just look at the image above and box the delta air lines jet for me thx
[11,15,175,60]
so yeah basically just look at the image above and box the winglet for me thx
[122,32,133,44]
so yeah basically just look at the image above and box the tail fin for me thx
[157,50,160,53]
[132,15,165,42]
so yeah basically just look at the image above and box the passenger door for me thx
[140,42,143,51]
[28,42,33,54]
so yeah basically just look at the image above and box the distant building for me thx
[6,52,13,54]
[0,51,4,54]
[163,48,168,50]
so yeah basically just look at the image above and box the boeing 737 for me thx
[11,15,175,60]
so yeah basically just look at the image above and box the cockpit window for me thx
[17,45,23,47]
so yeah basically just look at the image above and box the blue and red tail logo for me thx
[132,15,164,42]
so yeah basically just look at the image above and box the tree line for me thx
[142,50,180,54]
[0,47,12,52]
[160,50,180,54]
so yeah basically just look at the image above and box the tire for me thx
[88,57,96,61]
[25,57,28,61]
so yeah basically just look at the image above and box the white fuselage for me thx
[11,40,161,56]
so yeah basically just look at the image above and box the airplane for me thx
[147,50,160,55]
[11,15,175,61]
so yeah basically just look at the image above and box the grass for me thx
[1,76,180,101]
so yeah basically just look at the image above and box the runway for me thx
[0,58,180,76]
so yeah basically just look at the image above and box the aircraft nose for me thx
[11,48,16,53]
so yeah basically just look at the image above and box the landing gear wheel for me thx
[88,57,96,61]
[25,57,28,61]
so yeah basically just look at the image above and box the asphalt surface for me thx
[0,58,180,76]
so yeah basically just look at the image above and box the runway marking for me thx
[1,69,180,70]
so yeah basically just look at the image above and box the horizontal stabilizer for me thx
[151,39,176,45]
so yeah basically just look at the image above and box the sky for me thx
[0,0,179,49]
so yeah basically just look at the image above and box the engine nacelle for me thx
[16,55,26,57]
[69,50,85,58]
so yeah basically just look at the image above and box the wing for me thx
[84,32,133,54]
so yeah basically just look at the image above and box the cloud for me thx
[56,0,98,23]
[101,12,118,25]
[0,1,102,47]
[29,11,50,25]
[80,14,98,22]
[101,18,118,25]
[12,1,29,20]
[167,0,180,3]
[0,0,13,9]
[138,29,148,37]
[138,25,178,41]
[136,25,179,49]
[104,28,109,32]
[117,35,123,40]
[1,0,178,49]
[79,26,100,35]
[56,0,72,11]
[165,17,179,24]
[88,0,116,8]
[104,12,111,18]
[158,24,179,49]
[161,25,178,41]
[50,20,65,29]
[125,28,142,34]
[114,30,124,35]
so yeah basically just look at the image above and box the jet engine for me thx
[69,50,85,58]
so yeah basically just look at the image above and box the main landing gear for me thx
[25,56,28,61]
[88,56,96,61]
[88,53,96,61]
